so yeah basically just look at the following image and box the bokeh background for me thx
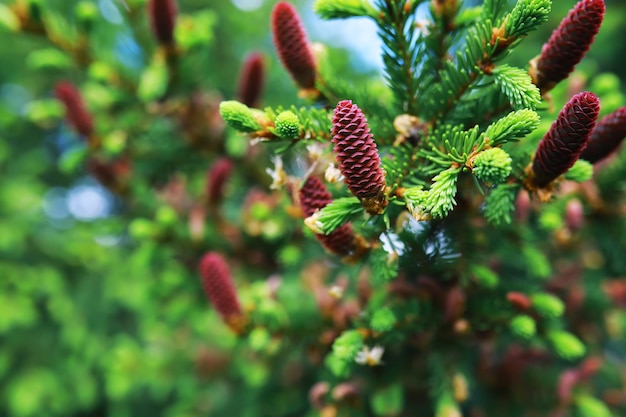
[1,0,625,416]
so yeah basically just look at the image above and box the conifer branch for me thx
[314,197,363,235]
[484,183,518,225]
[374,0,424,114]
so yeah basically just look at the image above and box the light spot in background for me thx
[0,83,31,115]
[115,33,143,70]
[67,182,113,221]
[381,231,405,256]
[95,234,123,246]
[43,187,70,220]
[99,0,124,25]
[307,12,384,72]
[232,0,264,12]
[305,1,432,73]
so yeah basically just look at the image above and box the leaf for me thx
[316,197,363,234]
[484,183,517,225]
[27,49,73,71]
[492,64,541,110]
[504,0,551,39]
[138,60,168,103]
[371,384,404,417]
[483,109,540,146]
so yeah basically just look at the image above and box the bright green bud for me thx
[313,0,377,20]
[129,218,158,240]
[470,265,499,288]
[332,330,364,362]
[274,110,301,139]
[575,395,613,417]
[248,327,271,352]
[539,208,564,231]
[155,206,178,227]
[370,307,397,333]
[219,100,262,133]
[564,159,593,182]
[590,73,621,96]
[510,315,536,339]
[75,1,98,27]
[547,330,586,360]
[325,352,350,377]
[531,293,565,318]
[0,4,20,32]
[473,148,512,184]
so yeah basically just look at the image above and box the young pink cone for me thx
[206,157,234,207]
[332,100,387,214]
[55,81,94,137]
[237,52,265,108]
[531,92,600,188]
[271,2,317,90]
[199,252,244,330]
[565,199,584,232]
[147,0,177,46]
[299,176,355,256]
[530,0,605,93]
[579,106,626,163]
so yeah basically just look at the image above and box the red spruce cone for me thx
[206,157,234,207]
[299,176,355,256]
[87,157,132,194]
[530,0,605,93]
[237,52,265,108]
[579,106,626,163]
[531,92,600,188]
[55,81,93,137]
[147,0,177,46]
[271,2,317,90]
[507,291,532,311]
[332,100,387,214]
[199,252,244,326]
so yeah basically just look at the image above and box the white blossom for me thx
[266,156,288,190]
[355,345,384,366]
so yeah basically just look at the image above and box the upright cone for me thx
[271,2,317,90]
[531,92,600,187]
[332,100,387,214]
[199,252,245,331]
[530,0,605,93]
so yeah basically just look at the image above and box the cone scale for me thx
[331,100,387,214]
[530,92,600,188]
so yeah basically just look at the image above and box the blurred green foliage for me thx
[1,0,626,416]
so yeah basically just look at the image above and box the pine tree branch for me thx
[375,0,425,115]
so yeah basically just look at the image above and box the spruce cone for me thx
[199,252,244,325]
[300,176,355,256]
[55,81,94,137]
[206,157,234,207]
[237,52,265,108]
[147,0,177,46]
[530,0,605,93]
[579,106,626,163]
[332,100,387,214]
[271,2,317,90]
[87,157,132,194]
[531,92,600,188]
